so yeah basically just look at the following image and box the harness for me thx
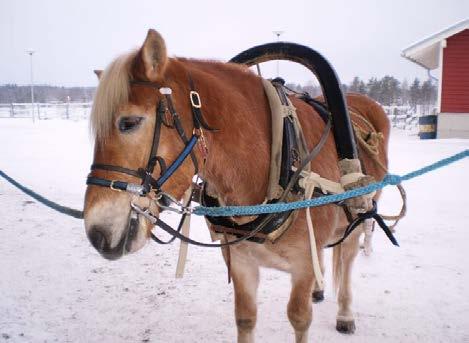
[86,77,291,248]
[203,78,328,243]
[85,42,399,253]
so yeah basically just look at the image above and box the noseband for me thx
[86,78,213,206]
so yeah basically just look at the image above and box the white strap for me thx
[302,174,324,291]
[175,186,193,278]
[295,167,344,195]
[340,172,365,188]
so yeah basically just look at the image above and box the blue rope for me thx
[0,170,84,219]
[193,149,469,217]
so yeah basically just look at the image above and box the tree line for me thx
[0,84,95,103]
[287,76,437,108]
[1,75,437,108]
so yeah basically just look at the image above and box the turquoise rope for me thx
[193,149,469,217]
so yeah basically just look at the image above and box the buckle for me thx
[190,91,202,108]
[193,128,202,137]
[109,180,122,192]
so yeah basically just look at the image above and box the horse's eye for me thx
[118,116,143,133]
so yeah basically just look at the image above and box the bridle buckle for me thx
[193,128,202,137]
[110,180,122,192]
[190,91,202,108]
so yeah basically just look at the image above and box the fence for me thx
[1,102,437,131]
[383,105,437,132]
[0,102,92,120]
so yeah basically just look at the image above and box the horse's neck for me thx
[180,60,271,206]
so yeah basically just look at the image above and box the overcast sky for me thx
[1,0,468,87]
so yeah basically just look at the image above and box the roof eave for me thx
[401,18,469,70]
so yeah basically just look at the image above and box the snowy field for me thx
[1,118,469,343]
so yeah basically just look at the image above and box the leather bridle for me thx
[86,77,220,246]
[86,78,212,201]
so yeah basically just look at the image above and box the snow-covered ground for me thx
[1,118,468,343]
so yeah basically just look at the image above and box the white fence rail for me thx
[0,102,92,120]
[384,106,418,130]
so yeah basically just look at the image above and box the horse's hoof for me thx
[312,290,324,303]
[336,319,356,334]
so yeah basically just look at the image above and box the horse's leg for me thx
[334,228,361,334]
[288,269,314,343]
[362,219,374,256]
[229,251,260,343]
[312,249,325,303]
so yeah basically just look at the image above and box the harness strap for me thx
[303,176,324,291]
[163,93,199,174]
[278,112,332,203]
[131,203,276,248]
[188,77,218,132]
[86,178,128,192]
[175,186,194,278]
[90,164,144,178]
[140,101,164,193]
[326,201,399,248]
[155,135,198,188]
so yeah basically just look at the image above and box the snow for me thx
[1,118,469,342]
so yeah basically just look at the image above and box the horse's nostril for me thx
[88,228,107,252]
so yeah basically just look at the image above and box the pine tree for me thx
[349,77,361,93]
[401,79,410,105]
[367,77,382,103]
[421,80,437,106]
[409,78,421,109]
[358,80,366,94]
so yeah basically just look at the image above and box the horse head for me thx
[84,29,200,260]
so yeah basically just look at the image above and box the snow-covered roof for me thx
[401,18,469,70]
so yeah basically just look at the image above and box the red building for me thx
[402,19,469,138]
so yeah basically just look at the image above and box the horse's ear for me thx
[94,70,103,80]
[139,29,168,82]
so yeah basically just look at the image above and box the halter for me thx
[86,77,213,212]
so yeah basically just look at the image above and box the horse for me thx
[83,29,390,342]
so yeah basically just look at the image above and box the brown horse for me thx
[84,29,390,342]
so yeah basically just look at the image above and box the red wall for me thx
[441,29,469,113]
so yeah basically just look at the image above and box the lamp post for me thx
[26,50,35,123]
[272,31,284,77]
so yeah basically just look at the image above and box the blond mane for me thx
[91,50,137,141]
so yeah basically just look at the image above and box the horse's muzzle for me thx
[87,225,127,260]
